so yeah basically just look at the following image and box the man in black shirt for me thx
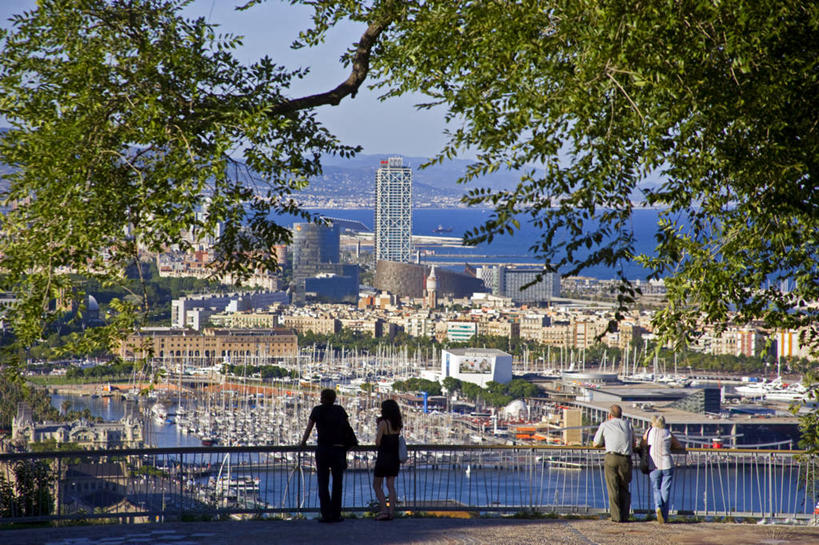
[300,389,349,522]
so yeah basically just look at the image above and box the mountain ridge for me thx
[0,129,653,204]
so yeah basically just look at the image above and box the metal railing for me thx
[1,445,816,524]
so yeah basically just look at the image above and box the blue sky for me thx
[0,0,450,158]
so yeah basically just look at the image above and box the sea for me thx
[285,207,671,280]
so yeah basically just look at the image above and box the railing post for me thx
[57,456,62,522]
[813,455,817,526]
[179,453,184,521]
[297,448,302,515]
[412,447,417,512]
[528,448,534,511]
[702,452,708,518]
[768,452,774,520]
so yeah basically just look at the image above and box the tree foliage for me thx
[0,0,356,358]
[451,378,539,408]
[391,377,442,396]
[287,0,819,442]
[0,460,54,518]
[441,376,461,393]
[289,0,819,349]
[64,361,134,380]
[792,367,819,456]
[0,371,61,429]
[298,330,439,356]
[1,1,817,441]
[397,376,540,408]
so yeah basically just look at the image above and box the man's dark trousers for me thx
[316,445,346,520]
[604,452,632,522]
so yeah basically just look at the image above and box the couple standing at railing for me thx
[300,389,403,523]
[594,404,685,524]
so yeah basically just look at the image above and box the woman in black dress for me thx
[373,399,402,521]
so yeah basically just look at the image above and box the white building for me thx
[374,157,412,263]
[446,321,478,343]
[405,314,436,338]
[171,291,288,330]
[441,348,513,387]
[776,329,813,361]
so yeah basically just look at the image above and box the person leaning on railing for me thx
[300,388,350,523]
[373,399,403,521]
[593,404,636,523]
[641,415,685,524]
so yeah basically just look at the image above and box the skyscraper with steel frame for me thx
[374,157,412,263]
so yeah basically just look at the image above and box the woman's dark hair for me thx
[320,388,336,406]
[380,399,402,431]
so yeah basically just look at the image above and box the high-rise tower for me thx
[374,157,412,263]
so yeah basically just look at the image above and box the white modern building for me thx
[441,348,513,387]
[374,157,412,263]
[446,321,478,343]
[171,291,288,330]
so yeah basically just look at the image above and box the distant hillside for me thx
[304,153,523,205]
[0,130,515,204]
[297,153,656,204]
[0,129,652,206]
[320,153,523,191]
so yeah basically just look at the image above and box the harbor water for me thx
[51,393,814,518]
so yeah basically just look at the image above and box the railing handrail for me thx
[1,444,815,524]
[0,444,810,462]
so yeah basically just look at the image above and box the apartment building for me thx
[280,314,341,336]
[479,318,520,339]
[120,327,298,362]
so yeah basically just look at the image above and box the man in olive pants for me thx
[593,404,635,522]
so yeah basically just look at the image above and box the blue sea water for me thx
[289,208,668,280]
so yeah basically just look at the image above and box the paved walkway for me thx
[2,518,818,545]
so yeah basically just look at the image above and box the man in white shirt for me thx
[593,404,635,522]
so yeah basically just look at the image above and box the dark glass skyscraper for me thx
[291,222,358,303]
[292,222,340,272]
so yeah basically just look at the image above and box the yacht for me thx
[150,403,169,423]
[734,381,769,398]
[764,382,808,402]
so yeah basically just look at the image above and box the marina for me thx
[41,348,812,517]
[49,348,811,453]
[20,354,819,519]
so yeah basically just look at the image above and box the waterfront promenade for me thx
[2,518,819,545]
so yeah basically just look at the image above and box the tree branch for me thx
[268,16,391,116]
